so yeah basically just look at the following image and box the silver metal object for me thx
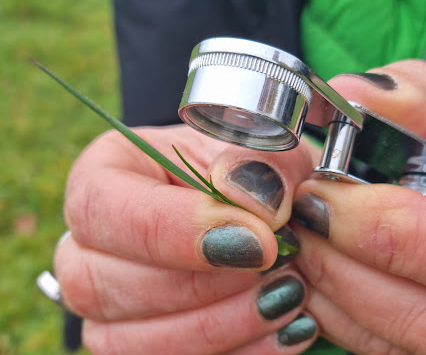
[179,37,363,151]
[37,230,71,306]
[37,271,62,305]
[312,103,426,186]
[179,37,426,191]
[399,152,426,194]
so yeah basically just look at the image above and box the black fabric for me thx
[113,0,307,126]
[63,310,83,352]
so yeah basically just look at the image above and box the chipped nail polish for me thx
[226,161,284,210]
[292,193,329,238]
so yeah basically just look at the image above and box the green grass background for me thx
[0,1,117,353]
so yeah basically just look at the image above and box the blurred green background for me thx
[0,1,118,353]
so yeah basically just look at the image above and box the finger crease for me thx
[83,257,107,320]
[394,302,426,353]
[196,311,217,350]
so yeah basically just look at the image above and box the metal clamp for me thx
[178,37,426,192]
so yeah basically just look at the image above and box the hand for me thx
[292,60,426,354]
[54,58,425,355]
[54,123,321,354]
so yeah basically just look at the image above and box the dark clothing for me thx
[113,0,307,126]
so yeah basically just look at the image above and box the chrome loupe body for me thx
[179,38,314,150]
[179,38,426,193]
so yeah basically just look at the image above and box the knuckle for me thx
[351,328,401,355]
[132,194,163,264]
[369,194,426,280]
[116,182,167,263]
[188,272,219,306]
[177,271,205,307]
[369,219,398,274]
[302,248,328,289]
[84,322,119,355]
[392,302,426,353]
[59,252,106,320]
[195,310,222,349]
[65,175,99,247]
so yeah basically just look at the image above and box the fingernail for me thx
[257,276,305,320]
[261,225,299,274]
[202,224,264,268]
[341,73,397,90]
[226,161,284,210]
[277,314,317,346]
[292,193,329,238]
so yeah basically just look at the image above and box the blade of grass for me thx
[173,147,296,255]
[32,59,299,256]
[172,145,214,191]
[275,234,299,256]
[31,59,222,200]
[172,145,244,209]
[208,176,244,208]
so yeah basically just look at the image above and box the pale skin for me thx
[55,60,426,354]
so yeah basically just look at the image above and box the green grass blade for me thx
[31,59,218,198]
[172,145,213,189]
[208,176,245,209]
[275,234,299,256]
[173,145,244,208]
[32,60,298,257]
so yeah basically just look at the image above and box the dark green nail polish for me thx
[292,193,329,238]
[277,314,316,346]
[342,73,397,90]
[257,276,305,320]
[202,225,263,268]
[261,226,299,274]
[226,161,284,210]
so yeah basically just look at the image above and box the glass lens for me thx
[193,105,286,136]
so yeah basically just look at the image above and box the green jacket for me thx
[302,0,425,80]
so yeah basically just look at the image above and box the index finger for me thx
[64,125,314,272]
[293,179,426,285]
[65,126,275,271]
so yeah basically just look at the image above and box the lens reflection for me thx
[194,106,286,136]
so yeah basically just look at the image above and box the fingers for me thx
[291,59,426,354]
[65,125,314,272]
[55,226,304,322]
[55,236,260,321]
[227,314,318,355]
[208,143,314,232]
[65,127,277,271]
[68,166,276,271]
[81,270,312,355]
[306,59,426,138]
[293,180,426,285]
[328,59,426,137]
[293,226,426,354]
[307,289,408,355]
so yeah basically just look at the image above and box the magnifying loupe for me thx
[179,38,426,193]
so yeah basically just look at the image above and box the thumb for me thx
[329,59,426,138]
